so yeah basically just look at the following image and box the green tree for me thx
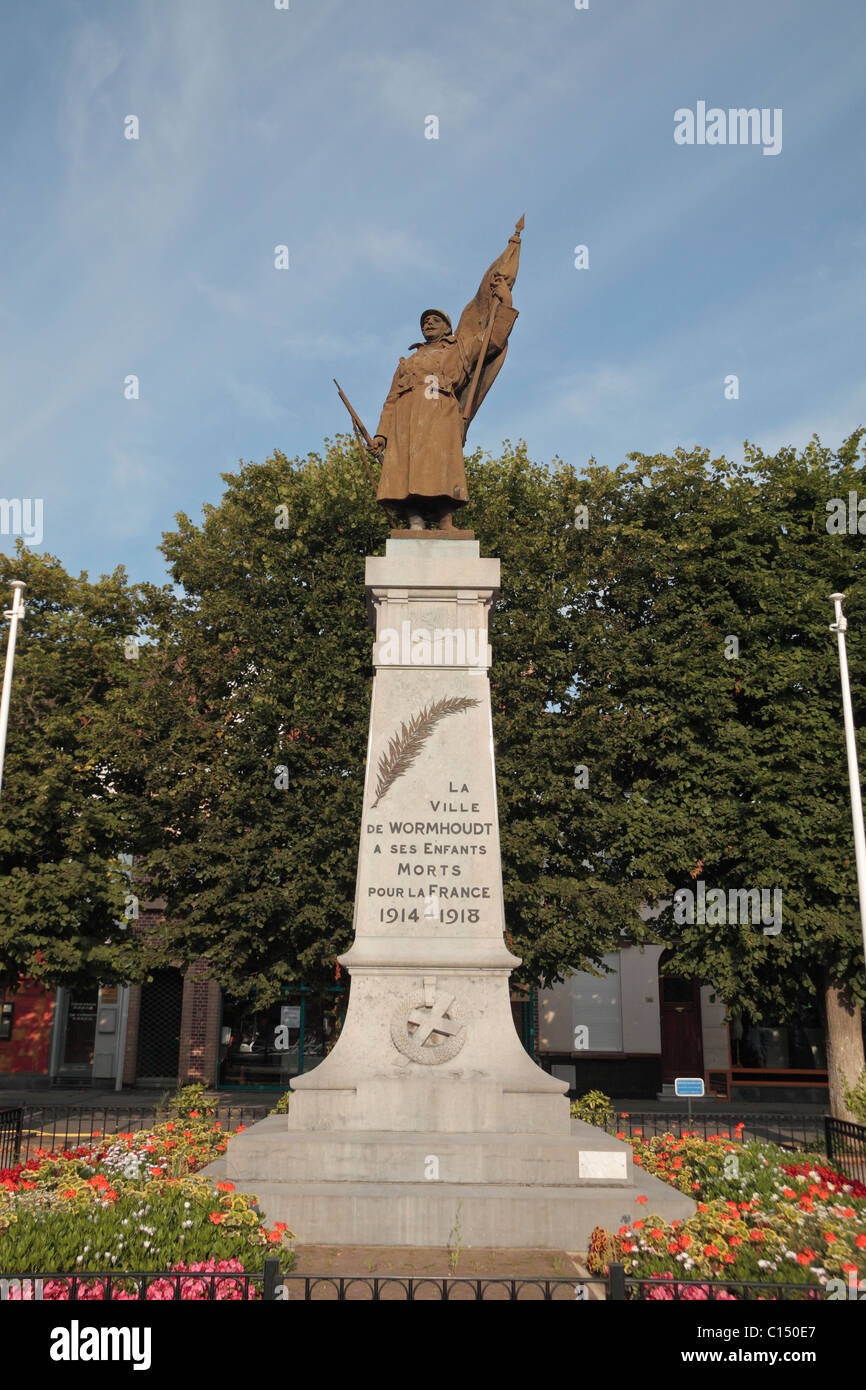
[95,439,653,1006]
[571,434,866,1119]
[0,545,149,991]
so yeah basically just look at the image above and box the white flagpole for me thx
[829,592,866,973]
[0,581,26,802]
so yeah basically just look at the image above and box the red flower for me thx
[650,1228,663,1239]
[216,1181,235,1193]
[209,1213,225,1225]
[633,1220,645,1230]
[796,1252,811,1266]
[749,1230,765,1242]
[824,1232,837,1243]
[704,1244,720,1258]
[634,1129,643,1137]
[618,1225,631,1236]
[723,1254,736,1264]
[267,1230,282,1243]
[635,1196,648,1205]
[621,1242,634,1253]
[61,1189,77,1199]
[667,1243,679,1255]
[729,1237,743,1247]
[190,1110,200,1118]
[856,1235,866,1249]
[235,1125,246,1134]
[782,1187,796,1199]
[697,1203,708,1212]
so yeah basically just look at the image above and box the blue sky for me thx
[1,0,865,585]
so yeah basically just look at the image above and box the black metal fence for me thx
[0,1262,827,1301]
[12,1103,271,1162]
[0,1107,22,1168]
[824,1115,866,1182]
[0,1258,284,1301]
[590,1110,825,1151]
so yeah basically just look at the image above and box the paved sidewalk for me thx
[0,1086,273,1111]
[0,1087,827,1114]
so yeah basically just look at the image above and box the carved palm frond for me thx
[371,696,481,808]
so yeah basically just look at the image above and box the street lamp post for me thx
[829,592,866,973]
[0,580,26,802]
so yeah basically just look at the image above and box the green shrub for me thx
[843,1069,866,1125]
[161,1083,218,1122]
[570,1090,615,1127]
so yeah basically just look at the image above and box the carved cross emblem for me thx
[390,988,467,1066]
[407,994,461,1047]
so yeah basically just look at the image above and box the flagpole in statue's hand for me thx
[461,216,523,444]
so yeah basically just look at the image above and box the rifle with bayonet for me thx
[333,379,397,528]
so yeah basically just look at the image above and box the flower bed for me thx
[0,1120,294,1278]
[588,1127,866,1295]
[2,1258,261,1300]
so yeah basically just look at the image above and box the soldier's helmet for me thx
[419,309,452,333]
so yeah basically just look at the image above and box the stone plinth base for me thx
[203,1116,694,1249]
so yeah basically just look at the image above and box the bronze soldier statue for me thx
[371,219,523,531]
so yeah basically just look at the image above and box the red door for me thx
[659,963,703,1084]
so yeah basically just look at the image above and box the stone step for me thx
[223,1177,692,1249]
[210,1117,635,1187]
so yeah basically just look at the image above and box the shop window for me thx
[729,1006,826,1070]
[219,989,346,1087]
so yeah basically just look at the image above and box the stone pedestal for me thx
[288,537,566,1136]
[206,539,695,1247]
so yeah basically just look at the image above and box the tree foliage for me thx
[0,546,148,990]
[4,430,866,1040]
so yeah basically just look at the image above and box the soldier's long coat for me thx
[375,305,518,509]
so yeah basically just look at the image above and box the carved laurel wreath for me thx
[371,696,481,808]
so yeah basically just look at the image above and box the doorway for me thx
[135,970,183,1085]
[658,952,703,1083]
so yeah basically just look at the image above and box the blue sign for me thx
[674,1077,705,1098]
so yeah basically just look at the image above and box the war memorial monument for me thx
[207,221,693,1247]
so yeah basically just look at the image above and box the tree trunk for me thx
[822,975,865,1121]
